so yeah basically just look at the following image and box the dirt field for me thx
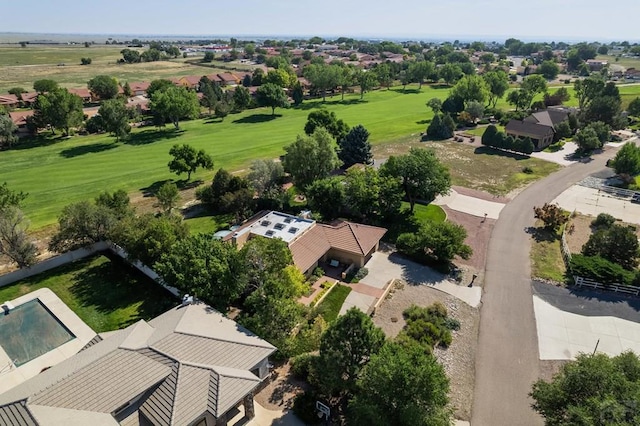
[372,281,479,421]
[565,213,640,254]
[373,139,559,196]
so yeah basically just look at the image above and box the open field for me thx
[596,54,640,71]
[374,139,560,196]
[0,253,176,332]
[0,45,255,93]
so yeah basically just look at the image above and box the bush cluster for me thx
[396,303,459,351]
[570,254,640,286]
[481,125,534,154]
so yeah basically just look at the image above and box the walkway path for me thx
[472,150,618,425]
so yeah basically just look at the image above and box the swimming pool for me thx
[0,299,75,367]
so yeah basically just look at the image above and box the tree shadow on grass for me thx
[69,252,177,329]
[140,178,203,197]
[125,129,184,146]
[416,119,431,125]
[525,226,560,243]
[232,114,280,124]
[474,146,530,161]
[11,134,66,151]
[294,98,367,110]
[391,88,423,95]
[59,142,118,158]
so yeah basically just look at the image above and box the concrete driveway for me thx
[552,185,640,224]
[530,142,578,166]
[433,189,505,220]
[361,252,481,307]
[534,296,640,360]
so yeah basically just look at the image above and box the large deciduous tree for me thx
[611,142,640,175]
[98,98,131,141]
[0,114,18,149]
[315,307,386,395]
[282,128,341,189]
[482,70,509,108]
[338,124,372,168]
[33,88,84,135]
[167,144,214,181]
[305,177,346,220]
[247,159,284,195]
[150,85,200,129]
[304,63,340,102]
[49,201,117,252]
[0,184,36,268]
[255,83,289,115]
[155,234,248,311]
[450,74,489,106]
[380,148,451,212]
[304,109,350,141]
[87,75,120,100]
[582,224,640,270]
[396,221,472,265]
[355,69,379,99]
[33,79,58,93]
[531,352,640,425]
[349,342,451,426]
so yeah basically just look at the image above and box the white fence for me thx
[0,241,110,288]
[0,241,180,298]
[573,276,640,296]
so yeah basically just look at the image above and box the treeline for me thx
[481,124,534,155]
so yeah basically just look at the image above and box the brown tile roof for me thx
[67,88,92,99]
[9,110,33,126]
[129,82,150,92]
[289,225,332,273]
[321,221,387,256]
[289,221,386,272]
[0,94,19,106]
[20,92,39,103]
[207,74,223,83]
[179,75,202,87]
[218,73,239,83]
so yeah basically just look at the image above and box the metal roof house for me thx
[0,302,276,426]
[505,109,569,151]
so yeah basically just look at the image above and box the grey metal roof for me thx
[0,401,37,426]
[152,332,274,370]
[139,364,179,426]
[30,349,171,413]
[526,109,568,127]
[79,335,104,352]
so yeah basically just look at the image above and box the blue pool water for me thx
[0,299,75,367]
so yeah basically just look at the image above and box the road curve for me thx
[471,149,618,425]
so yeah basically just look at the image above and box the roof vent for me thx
[182,294,194,306]
[265,230,275,237]
[274,223,285,230]
[260,220,271,226]
[284,217,292,223]
[288,227,299,234]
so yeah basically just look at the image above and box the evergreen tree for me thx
[338,125,373,168]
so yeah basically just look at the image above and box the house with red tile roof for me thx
[67,88,92,103]
[0,94,20,108]
[129,82,150,96]
[178,75,203,90]
[225,211,386,275]
[217,73,240,86]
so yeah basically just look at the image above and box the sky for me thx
[3,0,639,42]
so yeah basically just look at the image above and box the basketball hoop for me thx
[316,400,330,419]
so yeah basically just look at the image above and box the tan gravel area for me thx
[565,213,640,254]
[254,361,309,411]
[372,281,479,421]
[443,207,494,282]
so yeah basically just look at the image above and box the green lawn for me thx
[530,222,566,283]
[384,203,445,243]
[315,284,352,323]
[410,202,447,223]
[0,254,177,332]
[184,212,233,235]
[1,85,452,229]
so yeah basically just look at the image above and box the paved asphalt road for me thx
[471,149,619,425]
[532,280,640,323]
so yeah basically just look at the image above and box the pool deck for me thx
[0,288,97,395]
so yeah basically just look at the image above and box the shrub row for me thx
[569,254,640,286]
[481,125,534,154]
